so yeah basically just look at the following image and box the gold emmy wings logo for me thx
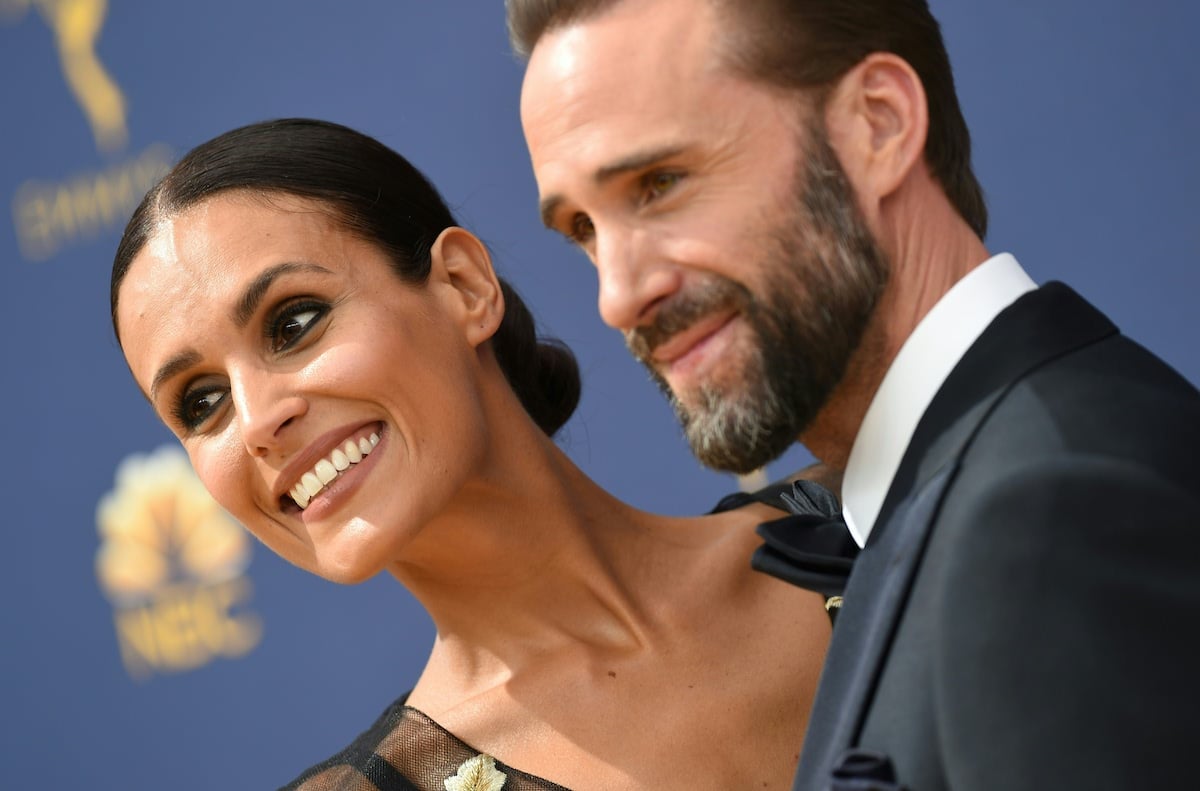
[96,446,262,679]
[3,0,172,261]
[20,0,128,152]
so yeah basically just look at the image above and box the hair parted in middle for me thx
[111,118,581,437]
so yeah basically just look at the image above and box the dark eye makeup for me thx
[268,299,330,352]
[173,385,227,431]
[169,297,332,432]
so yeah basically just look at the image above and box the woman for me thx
[111,118,834,790]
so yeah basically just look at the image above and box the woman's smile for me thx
[279,421,385,517]
[117,189,498,581]
[108,119,835,791]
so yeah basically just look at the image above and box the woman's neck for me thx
[387,384,740,694]
[393,440,647,643]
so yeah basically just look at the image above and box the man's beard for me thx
[625,123,890,473]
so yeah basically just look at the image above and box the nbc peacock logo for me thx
[95,445,262,679]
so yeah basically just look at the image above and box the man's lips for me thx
[649,310,738,368]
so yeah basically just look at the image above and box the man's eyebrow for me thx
[594,144,687,185]
[538,144,688,229]
[233,262,332,328]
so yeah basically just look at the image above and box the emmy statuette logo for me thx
[3,0,172,261]
[26,0,128,152]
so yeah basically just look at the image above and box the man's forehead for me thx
[519,3,733,169]
[520,0,722,110]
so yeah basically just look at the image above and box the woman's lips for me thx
[293,425,387,523]
[287,430,380,509]
[276,422,384,511]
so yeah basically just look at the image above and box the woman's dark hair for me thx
[111,118,580,436]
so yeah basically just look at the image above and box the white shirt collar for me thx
[841,253,1036,547]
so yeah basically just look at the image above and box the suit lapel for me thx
[793,283,1119,790]
[794,462,958,788]
[879,282,1117,521]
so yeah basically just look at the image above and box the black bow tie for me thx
[749,479,858,598]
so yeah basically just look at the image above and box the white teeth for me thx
[292,486,310,509]
[315,459,338,485]
[301,472,323,498]
[287,430,381,510]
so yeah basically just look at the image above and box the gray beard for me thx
[630,124,890,473]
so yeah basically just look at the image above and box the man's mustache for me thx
[624,277,748,365]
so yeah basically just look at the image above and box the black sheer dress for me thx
[280,697,568,791]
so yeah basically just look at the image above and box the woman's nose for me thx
[232,370,308,458]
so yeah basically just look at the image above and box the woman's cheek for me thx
[189,437,253,524]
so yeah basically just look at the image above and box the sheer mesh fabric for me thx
[280,697,571,791]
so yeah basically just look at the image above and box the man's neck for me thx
[801,204,990,470]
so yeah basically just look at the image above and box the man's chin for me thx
[649,368,797,471]
[685,434,783,475]
[677,407,781,475]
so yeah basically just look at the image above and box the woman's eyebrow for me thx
[148,262,334,403]
[232,262,333,328]
[149,349,201,403]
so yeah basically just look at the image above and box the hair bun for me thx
[492,280,582,436]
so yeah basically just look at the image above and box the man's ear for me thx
[822,52,929,220]
[428,226,504,348]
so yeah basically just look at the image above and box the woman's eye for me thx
[270,302,327,352]
[177,388,227,430]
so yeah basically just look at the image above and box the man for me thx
[511,0,1200,789]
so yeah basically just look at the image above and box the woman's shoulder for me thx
[278,693,572,791]
[710,472,856,624]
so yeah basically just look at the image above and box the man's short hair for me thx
[507,0,988,239]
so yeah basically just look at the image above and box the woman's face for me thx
[117,191,492,582]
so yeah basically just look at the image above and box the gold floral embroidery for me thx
[444,753,507,791]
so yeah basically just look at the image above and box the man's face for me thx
[521,0,888,472]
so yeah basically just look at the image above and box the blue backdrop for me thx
[1,1,1196,787]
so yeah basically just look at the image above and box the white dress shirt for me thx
[841,253,1037,547]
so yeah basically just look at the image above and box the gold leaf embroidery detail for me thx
[444,753,507,791]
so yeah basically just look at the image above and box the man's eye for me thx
[569,213,595,243]
[645,171,681,199]
[177,388,227,430]
[269,302,327,352]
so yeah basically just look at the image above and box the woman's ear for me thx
[822,52,929,219]
[428,226,504,348]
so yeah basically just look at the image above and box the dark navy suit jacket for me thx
[793,283,1200,791]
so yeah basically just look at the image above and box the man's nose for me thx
[594,227,681,331]
[232,369,308,458]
